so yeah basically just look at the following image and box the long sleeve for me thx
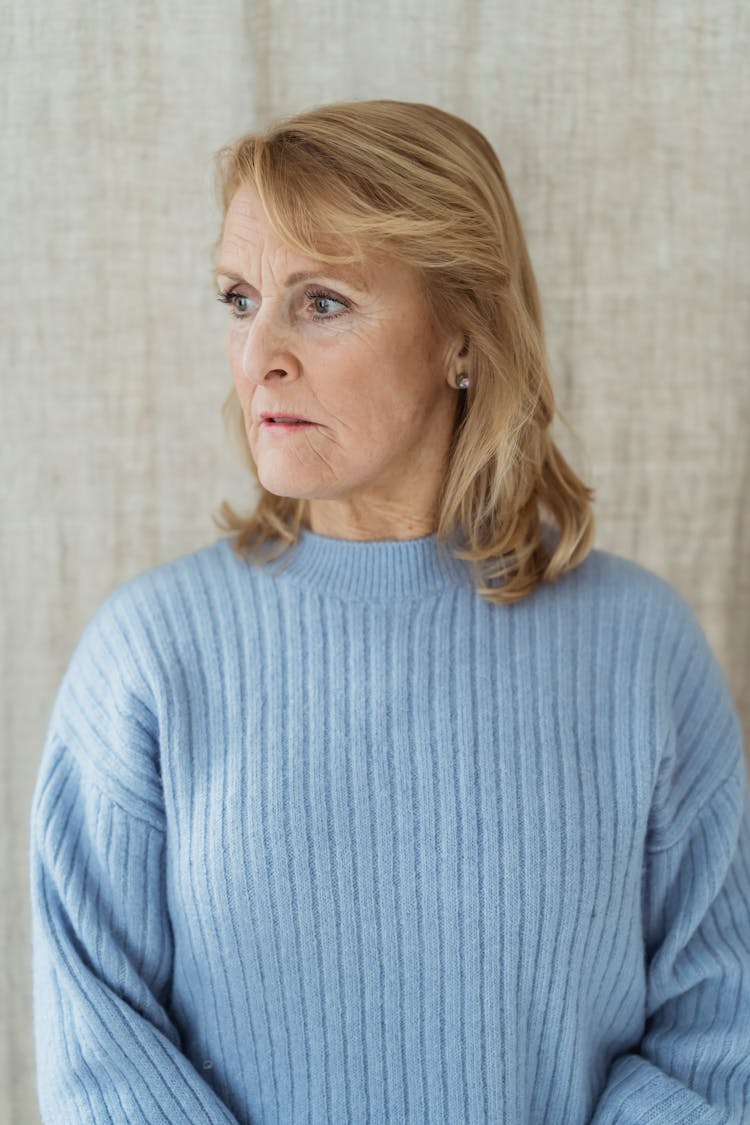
[590,594,750,1124]
[29,593,241,1124]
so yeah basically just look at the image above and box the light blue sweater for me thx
[29,526,750,1123]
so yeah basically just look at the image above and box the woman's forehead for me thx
[220,185,404,291]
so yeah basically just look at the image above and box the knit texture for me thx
[29,526,750,1124]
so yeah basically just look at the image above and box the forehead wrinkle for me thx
[219,182,372,287]
[212,260,371,293]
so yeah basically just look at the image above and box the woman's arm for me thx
[28,593,242,1124]
[590,594,750,1124]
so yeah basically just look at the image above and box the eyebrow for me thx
[212,266,369,292]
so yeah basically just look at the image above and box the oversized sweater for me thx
[29,525,750,1124]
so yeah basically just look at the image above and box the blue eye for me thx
[306,290,349,319]
[216,292,252,318]
[215,286,350,322]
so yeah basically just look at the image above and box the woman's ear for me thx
[446,331,469,368]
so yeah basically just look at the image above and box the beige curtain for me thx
[4,3,748,1119]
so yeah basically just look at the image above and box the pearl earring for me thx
[457,374,471,389]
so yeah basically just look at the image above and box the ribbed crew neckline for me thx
[259,526,476,601]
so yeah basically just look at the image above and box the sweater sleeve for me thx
[590,588,750,1125]
[28,591,241,1124]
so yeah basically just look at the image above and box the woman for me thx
[29,99,750,1123]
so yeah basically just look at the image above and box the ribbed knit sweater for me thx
[29,526,750,1124]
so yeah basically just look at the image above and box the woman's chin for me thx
[255,468,316,498]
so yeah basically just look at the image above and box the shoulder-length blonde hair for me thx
[209,98,596,606]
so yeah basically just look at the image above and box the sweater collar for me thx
[262,526,476,601]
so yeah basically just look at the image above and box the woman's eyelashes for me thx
[216,286,351,323]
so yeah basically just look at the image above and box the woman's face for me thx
[215,183,463,539]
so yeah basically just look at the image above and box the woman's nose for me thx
[239,310,300,385]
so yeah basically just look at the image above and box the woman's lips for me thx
[260,419,317,432]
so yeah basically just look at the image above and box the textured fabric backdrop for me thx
[4,2,748,1120]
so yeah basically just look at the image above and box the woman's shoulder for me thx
[98,534,244,622]
[537,531,726,691]
[67,536,244,688]
[541,535,741,767]
[540,525,694,626]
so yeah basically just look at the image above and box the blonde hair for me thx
[209,98,596,605]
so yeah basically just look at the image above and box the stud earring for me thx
[457,374,471,389]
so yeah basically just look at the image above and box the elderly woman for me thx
[29,100,750,1123]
